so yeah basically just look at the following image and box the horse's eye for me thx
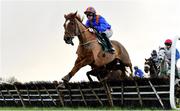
[70,22,74,25]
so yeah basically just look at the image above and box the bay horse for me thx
[144,58,159,78]
[62,12,133,83]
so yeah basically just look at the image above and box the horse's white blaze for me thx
[65,20,70,28]
[144,64,150,69]
[158,48,166,60]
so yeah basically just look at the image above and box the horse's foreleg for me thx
[129,65,133,77]
[62,58,89,82]
[128,64,133,77]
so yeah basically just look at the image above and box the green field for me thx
[0,107,175,111]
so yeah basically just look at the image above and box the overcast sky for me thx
[1,0,180,82]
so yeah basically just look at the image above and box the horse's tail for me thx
[117,59,129,78]
[121,64,129,78]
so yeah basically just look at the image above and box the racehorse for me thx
[62,12,133,83]
[144,58,159,78]
[158,47,170,77]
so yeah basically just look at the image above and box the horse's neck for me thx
[76,19,96,44]
[149,61,158,74]
[152,61,158,71]
[150,62,155,70]
[147,59,156,70]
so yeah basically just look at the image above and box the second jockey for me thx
[134,66,144,78]
[164,39,180,63]
[164,39,180,78]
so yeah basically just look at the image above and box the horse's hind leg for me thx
[86,69,102,82]
[120,61,133,77]
[128,63,133,77]
[99,73,109,83]
[86,71,93,82]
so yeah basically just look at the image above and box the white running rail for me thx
[170,36,180,110]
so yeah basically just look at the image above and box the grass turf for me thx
[0,106,168,111]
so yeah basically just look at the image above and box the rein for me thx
[81,28,89,33]
[80,40,97,46]
[75,18,97,46]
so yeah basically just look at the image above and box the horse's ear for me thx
[145,58,147,61]
[73,11,78,17]
[158,46,161,50]
[64,14,67,19]
[81,15,84,22]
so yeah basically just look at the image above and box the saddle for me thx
[89,27,114,53]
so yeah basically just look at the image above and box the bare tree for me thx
[6,76,18,84]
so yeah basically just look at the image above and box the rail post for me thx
[170,36,180,110]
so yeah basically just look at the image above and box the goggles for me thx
[165,43,171,46]
[86,13,94,17]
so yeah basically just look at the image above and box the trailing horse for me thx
[144,58,159,78]
[62,12,133,83]
[86,59,128,82]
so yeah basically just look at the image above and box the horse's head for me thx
[144,58,156,72]
[158,47,166,63]
[63,11,83,45]
[144,58,151,73]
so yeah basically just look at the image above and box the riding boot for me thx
[101,33,115,53]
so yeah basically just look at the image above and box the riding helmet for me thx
[84,7,96,14]
[134,66,138,70]
[164,39,172,45]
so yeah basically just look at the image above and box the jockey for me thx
[164,39,180,63]
[164,39,180,78]
[84,6,115,53]
[150,50,159,66]
[134,66,144,78]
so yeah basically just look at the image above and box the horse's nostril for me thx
[64,37,70,41]
[64,36,74,45]
[67,37,71,40]
[158,58,162,61]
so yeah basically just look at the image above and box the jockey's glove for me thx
[88,28,95,33]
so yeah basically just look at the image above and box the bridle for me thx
[64,19,80,37]
[64,17,97,46]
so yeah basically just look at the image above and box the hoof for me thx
[62,78,68,83]
[62,74,71,83]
